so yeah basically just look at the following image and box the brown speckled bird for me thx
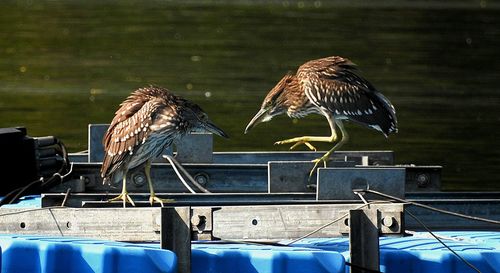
[245,56,397,174]
[101,86,228,207]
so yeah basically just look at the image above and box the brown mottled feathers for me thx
[297,56,397,135]
[100,86,183,180]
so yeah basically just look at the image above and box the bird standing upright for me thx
[245,56,397,174]
[101,86,228,207]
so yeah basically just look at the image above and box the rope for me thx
[48,208,64,237]
[283,201,390,246]
[163,155,211,193]
[0,206,66,217]
[163,155,196,193]
[354,190,486,273]
[355,189,500,226]
[0,207,67,238]
[61,188,71,207]
[406,210,482,273]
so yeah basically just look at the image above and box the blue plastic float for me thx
[288,234,500,273]
[2,233,500,273]
[0,235,346,273]
[191,243,345,273]
[0,235,177,273]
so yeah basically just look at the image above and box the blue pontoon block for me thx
[0,235,176,273]
[192,243,346,273]
[288,233,500,273]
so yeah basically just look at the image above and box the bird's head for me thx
[245,74,296,134]
[186,102,229,138]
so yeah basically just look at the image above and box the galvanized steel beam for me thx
[0,203,404,242]
[41,192,316,208]
[57,162,268,193]
[52,162,440,195]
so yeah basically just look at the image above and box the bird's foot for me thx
[309,153,331,178]
[275,137,318,151]
[108,192,136,208]
[149,194,174,207]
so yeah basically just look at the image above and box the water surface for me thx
[1,1,499,190]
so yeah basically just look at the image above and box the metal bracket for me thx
[340,205,404,235]
[317,167,406,200]
[191,207,215,240]
[403,165,442,192]
[268,161,316,193]
[88,124,109,162]
[161,207,191,273]
[268,160,357,193]
[174,133,214,163]
[346,206,403,273]
[349,208,380,273]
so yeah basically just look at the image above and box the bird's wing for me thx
[298,57,397,136]
[100,98,164,178]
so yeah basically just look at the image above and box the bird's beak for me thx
[245,108,270,134]
[204,120,229,138]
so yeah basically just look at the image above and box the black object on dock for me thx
[0,127,68,205]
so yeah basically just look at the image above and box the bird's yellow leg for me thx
[309,120,349,177]
[108,173,136,208]
[145,161,174,207]
[275,135,336,151]
[275,113,340,151]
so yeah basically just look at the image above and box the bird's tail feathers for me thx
[101,170,124,187]
[346,92,398,137]
[373,92,398,136]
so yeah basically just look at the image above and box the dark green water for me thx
[1,1,499,190]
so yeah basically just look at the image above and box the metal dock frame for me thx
[0,203,405,273]
[159,204,404,273]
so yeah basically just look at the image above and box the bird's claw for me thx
[108,192,136,208]
[309,155,330,178]
[149,195,174,207]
